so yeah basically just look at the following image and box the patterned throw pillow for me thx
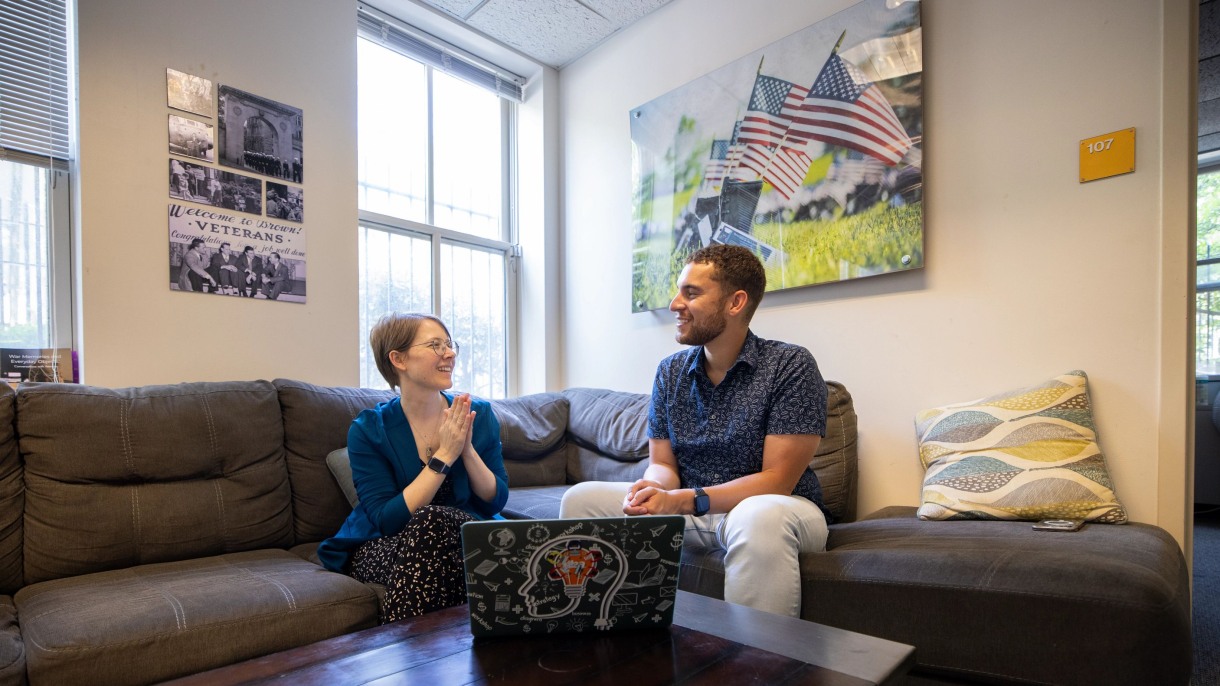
[914,370,1127,523]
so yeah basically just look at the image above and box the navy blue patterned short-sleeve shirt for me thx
[647,330,830,521]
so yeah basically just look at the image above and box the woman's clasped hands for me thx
[434,393,476,465]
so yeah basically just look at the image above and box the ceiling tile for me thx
[1202,97,1220,137]
[1205,1,1220,61]
[580,0,671,25]
[424,0,486,19]
[467,0,612,67]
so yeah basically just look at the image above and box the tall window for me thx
[357,9,522,398]
[0,0,74,373]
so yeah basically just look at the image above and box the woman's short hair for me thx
[370,313,451,389]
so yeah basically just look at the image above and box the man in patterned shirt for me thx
[561,244,830,617]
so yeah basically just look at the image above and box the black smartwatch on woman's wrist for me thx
[427,456,451,475]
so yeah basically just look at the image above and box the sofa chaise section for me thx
[11,382,378,685]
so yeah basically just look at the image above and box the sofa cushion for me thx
[563,388,649,461]
[568,444,650,483]
[16,381,292,584]
[490,392,568,459]
[914,370,1127,522]
[818,381,858,523]
[274,379,394,543]
[809,506,1190,684]
[502,485,568,520]
[502,449,568,488]
[326,448,359,507]
[14,549,378,686]
[0,385,20,595]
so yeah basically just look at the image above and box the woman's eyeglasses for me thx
[409,339,460,357]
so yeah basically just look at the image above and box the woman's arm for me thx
[347,415,413,536]
[461,399,509,517]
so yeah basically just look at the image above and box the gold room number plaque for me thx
[1080,128,1135,183]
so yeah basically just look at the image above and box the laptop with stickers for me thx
[460,516,685,637]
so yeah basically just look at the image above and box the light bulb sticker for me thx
[547,541,603,598]
[519,534,628,629]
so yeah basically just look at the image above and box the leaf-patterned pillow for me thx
[914,371,1126,523]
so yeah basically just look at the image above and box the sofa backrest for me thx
[563,388,652,484]
[0,385,20,594]
[16,381,292,585]
[274,379,394,543]
[489,392,569,486]
[560,381,859,523]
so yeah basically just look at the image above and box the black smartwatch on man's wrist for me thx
[427,456,451,475]
[693,486,710,516]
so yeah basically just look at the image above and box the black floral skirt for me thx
[349,503,476,624]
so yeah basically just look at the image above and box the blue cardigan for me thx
[317,393,509,573]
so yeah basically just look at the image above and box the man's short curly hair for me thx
[687,244,766,322]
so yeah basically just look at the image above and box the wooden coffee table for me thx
[166,590,914,685]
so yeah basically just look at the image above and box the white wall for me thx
[76,0,359,387]
[558,0,1194,537]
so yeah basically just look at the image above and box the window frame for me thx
[356,36,520,397]
[1197,163,1220,377]
[0,163,74,353]
[0,0,75,361]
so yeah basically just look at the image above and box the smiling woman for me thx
[318,312,510,623]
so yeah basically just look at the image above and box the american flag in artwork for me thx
[723,74,818,199]
[702,139,731,186]
[786,52,912,166]
[725,121,769,182]
[766,146,813,200]
[737,75,809,149]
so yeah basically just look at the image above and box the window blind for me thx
[357,4,525,103]
[0,0,70,167]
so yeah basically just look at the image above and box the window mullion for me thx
[501,98,513,244]
[426,66,442,317]
[501,98,518,396]
[431,231,443,318]
[426,67,435,228]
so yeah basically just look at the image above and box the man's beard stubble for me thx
[676,308,727,347]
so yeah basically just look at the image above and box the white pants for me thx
[559,481,829,617]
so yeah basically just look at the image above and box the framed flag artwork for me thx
[630,0,923,312]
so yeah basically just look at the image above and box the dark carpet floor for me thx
[1195,507,1220,685]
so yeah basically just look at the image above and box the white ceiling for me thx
[414,0,675,68]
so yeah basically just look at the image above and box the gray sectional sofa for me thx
[0,378,1192,685]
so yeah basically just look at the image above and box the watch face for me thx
[694,491,710,516]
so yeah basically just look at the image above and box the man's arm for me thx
[626,434,820,515]
[703,434,820,512]
[623,438,682,515]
